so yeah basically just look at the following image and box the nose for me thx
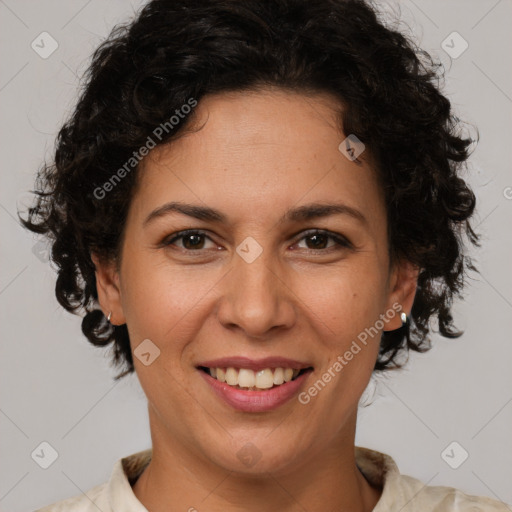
[215,247,296,339]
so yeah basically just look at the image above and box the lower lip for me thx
[199,369,312,412]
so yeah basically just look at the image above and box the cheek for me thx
[119,255,222,346]
[291,260,385,397]
[301,274,383,409]
[294,259,388,335]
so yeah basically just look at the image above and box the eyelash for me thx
[162,229,352,254]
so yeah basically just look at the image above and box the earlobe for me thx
[91,253,126,325]
[383,259,420,331]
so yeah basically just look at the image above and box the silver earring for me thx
[107,311,112,322]
[400,312,407,325]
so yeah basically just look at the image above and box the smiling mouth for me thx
[197,366,314,391]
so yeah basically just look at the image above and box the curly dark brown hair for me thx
[19,0,480,380]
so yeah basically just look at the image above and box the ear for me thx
[382,258,419,331]
[91,253,126,326]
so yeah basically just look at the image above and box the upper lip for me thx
[196,356,313,372]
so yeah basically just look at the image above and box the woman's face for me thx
[94,88,417,476]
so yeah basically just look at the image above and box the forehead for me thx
[131,89,385,230]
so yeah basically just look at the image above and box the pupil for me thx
[308,234,327,249]
[184,234,203,249]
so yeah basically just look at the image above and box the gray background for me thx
[1,0,511,510]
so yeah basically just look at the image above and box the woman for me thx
[21,0,508,510]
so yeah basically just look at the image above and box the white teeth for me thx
[284,368,294,382]
[216,367,226,383]
[225,367,238,386]
[255,369,274,389]
[238,368,255,388]
[273,367,284,385]
[206,366,306,390]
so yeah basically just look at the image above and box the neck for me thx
[133,408,381,512]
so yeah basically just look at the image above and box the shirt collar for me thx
[355,445,403,511]
[106,448,152,511]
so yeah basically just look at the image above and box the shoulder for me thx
[396,473,510,511]
[355,446,510,512]
[33,482,108,511]
[33,449,151,512]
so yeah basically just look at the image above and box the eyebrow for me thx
[143,201,368,227]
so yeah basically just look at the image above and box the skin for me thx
[92,88,418,512]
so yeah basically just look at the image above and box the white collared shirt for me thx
[35,446,510,511]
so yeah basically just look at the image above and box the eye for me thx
[294,229,352,252]
[161,228,352,254]
[163,230,217,251]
